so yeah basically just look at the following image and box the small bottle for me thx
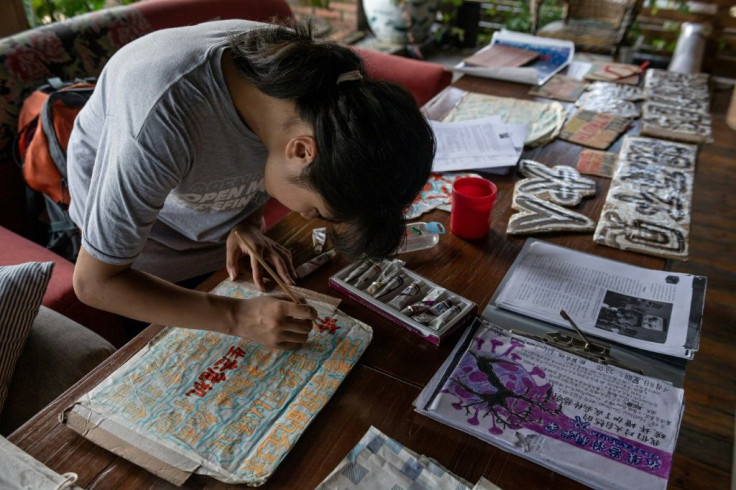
[396,222,446,254]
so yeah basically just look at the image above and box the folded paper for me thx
[317,426,502,490]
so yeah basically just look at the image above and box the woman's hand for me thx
[226,221,297,290]
[228,296,316,350]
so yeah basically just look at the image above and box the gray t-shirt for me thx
[68,20,270,282]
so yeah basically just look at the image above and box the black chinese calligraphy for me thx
[594,136,695,260]
[646,93,710,115]
[641,102,713,144]
[508,160,596,235]
[509,195,596,235]
[517,160,597,206]
[576,92,641,118]
[596,211,687,257]
[586,81,645,101]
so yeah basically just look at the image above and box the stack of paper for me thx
[430,116,526,174]
[413,239,704,489]
[422,87,567,149]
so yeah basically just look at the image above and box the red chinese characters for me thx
[186,346,246,397]
[314,316,340,335]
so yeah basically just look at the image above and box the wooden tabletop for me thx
[9,72,735,489]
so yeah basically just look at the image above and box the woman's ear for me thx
[285,135,317,167]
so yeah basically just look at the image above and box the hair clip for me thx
[336,70,363,84]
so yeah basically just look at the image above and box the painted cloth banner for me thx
[64,280,372,485]
[415,319,684,490]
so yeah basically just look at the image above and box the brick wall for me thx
[288,0,364,41]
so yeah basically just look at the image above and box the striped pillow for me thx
[0,262,54,415]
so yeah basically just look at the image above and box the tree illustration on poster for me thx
[362,0,439,44]
[443,339,562,434]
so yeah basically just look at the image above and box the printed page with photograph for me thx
[493,240,704,359]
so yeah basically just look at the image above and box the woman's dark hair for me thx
[228,21,435,258]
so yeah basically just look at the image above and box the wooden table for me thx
[9,73,735,489]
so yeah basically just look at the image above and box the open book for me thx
[462,43,539,68]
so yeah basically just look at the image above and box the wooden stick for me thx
[233,231,303,304]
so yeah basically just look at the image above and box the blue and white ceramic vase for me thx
[363,0,439,44]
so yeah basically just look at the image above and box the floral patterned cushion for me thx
[0,6,153,159]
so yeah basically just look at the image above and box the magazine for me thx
[453,30,574,86]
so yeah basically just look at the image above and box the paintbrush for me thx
[233,231,304,305]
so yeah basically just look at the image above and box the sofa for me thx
[0,261,116,436]
[0,0,451,435]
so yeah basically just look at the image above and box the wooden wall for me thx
[0,0,29,38]
[636,0,736,78]
[287,0,362,41]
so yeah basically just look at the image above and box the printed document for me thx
[430,116,524,172]
[494,240,702,359]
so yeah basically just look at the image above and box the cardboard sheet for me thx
[463,43,539,68]
[528,74,588,102]
[558,110,632,150]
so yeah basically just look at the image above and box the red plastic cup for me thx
[451,177,498,240]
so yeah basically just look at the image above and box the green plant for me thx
[494,0,562,34]
[25,0,140,27]
[627,1,690,54]
[433,0,465,45]
[644,0,689,16]
[300,0,329,7]
[438,0,463,22]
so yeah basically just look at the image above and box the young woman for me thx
[68,19,435,350]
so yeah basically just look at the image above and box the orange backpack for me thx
[15,77,96,260]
